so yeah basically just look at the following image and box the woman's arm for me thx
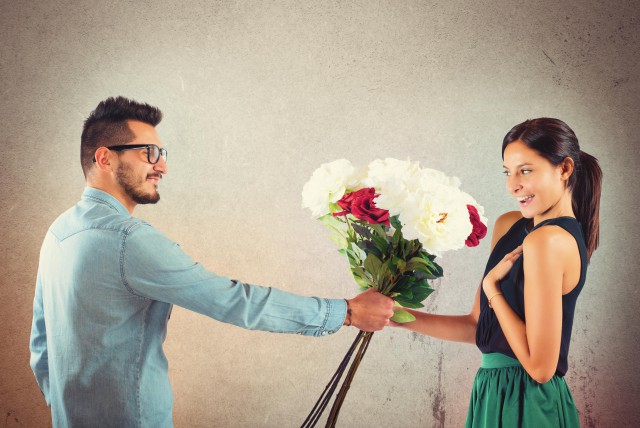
[396,284,481,344]
[394,211,523,344]
[483,226,576,383]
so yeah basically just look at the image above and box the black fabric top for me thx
[475,216,588,376]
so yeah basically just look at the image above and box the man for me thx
[29,96,394,427]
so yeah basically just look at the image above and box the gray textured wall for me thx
[1,1,638,427]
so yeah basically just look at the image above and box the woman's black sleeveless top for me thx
[475,216,588,376]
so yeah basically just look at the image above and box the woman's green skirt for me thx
[465,353,580,427]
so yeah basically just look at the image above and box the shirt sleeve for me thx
[120,223,346,337]
[29,271,51,405]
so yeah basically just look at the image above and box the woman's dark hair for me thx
[502,118,602,260]
[80,96,163,177]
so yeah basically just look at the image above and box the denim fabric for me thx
[30,187,347,427]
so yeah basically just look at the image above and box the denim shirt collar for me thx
[82,187,130,216]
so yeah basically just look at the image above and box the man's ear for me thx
[93,147,114,172]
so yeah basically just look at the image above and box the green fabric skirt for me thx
[465,353,580,427]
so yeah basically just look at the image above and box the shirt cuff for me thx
[319,298,348,336]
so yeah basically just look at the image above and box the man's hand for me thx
[345,288,395,332]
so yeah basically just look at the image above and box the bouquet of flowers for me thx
[300,158,487,427]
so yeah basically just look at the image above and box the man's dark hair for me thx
[80,96,163,177]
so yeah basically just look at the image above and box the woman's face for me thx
[502,140,571,223]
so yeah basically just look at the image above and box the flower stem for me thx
[325,332,374,427]
[300,331,367,428]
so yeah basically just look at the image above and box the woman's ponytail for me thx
[573,151,602,260]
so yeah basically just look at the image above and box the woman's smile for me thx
[517,195,534,206]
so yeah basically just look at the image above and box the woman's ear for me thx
[560,156,575,182]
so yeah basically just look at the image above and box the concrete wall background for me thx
[1,0,638,426]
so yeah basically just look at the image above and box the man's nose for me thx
[154,157,168,174]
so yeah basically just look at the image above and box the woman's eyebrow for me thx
[503,163,535,169]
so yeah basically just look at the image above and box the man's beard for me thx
[116,162,161,205]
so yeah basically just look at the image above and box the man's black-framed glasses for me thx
[94,144,168,164]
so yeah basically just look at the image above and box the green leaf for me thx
[352,269,377,290]
[328,233,348,249]
[320,215,347,233]
[319,213,339,226]
[375,260,392,287]
[358,240,382,259]
[399,239,420,259]
[349,242,366,258]
[356,240,368,250]
[346,251,359,266]
[369,223,386,238]
[393,298,425,309]
[369,247,384,260]
[417,269,441,280]
[351,223,372,239]
[405,257,428,271]
[404,256,445,279]
[390,275,414,292]
[396,289,413,300]
[430,260,444,277]
[363,253,383,276]
[393,280,434,307]
[392,228,402,248]
[390,310,416,323]
[411,278,434,291]
[352,274,371,289]
[411,288,434,303]
[391,256,406,273]
[390,215,403,231]
[388,260,397,276]
[370,233,390,254]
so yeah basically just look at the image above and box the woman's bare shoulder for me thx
[490,211,524,250]
[524,223,575,250]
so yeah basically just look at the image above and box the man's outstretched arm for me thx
[122,224,394,335]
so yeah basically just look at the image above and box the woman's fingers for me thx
[505,245,523,260]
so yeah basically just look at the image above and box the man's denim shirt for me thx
[30,187,347,427]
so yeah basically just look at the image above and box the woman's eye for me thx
[521,169,532,174]
[503,171,510,176]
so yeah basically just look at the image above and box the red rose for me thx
[465,204,487,247]
[333,188,390,226]
[333,191,358,216]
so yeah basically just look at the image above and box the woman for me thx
[394,118,602,427]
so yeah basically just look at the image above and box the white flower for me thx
[363,158,421,216]
[399,185,473,256]
[301,159,361,218]
[415,167,462,189]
